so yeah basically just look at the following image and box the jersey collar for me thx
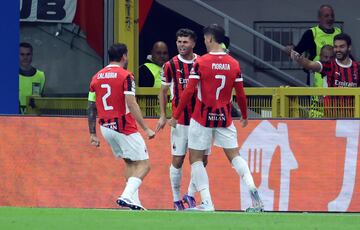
[177,53,197,64]
[209,51,227,55]
[335,58,352,68]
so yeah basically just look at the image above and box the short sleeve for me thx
[161,62,172,86]
[319,61,334,78]
[88,79,96,102]
[189,61,200,80]
[124,74,136,95]
[235,63,243,82]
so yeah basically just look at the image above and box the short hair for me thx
[108,43,127,62]
[176,28,197,42]
[334,33,352,46]
[318,4,334,17]
[320,44,333,52]
[20,42,33,52]
[203,24,225,44]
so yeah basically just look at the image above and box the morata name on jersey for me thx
[97,72,118,79]
[212,63,230,70]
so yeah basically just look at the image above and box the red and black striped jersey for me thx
[89,64,138,135]
[318,59,360,87]
[174,52,247,128]
[161,54,198,125]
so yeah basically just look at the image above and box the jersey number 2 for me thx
[101,84,114,110]
[215,75,226,100]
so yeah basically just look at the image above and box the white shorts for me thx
[171,124,211,156]
[188,119,238,150]
[100,126,149,161]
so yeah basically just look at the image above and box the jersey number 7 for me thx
[215,75,226,100]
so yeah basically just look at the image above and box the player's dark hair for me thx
[20,42,33,52]
[334,33,352,46]
[318,4,334,17]
[203,24,225,44]
[176,28,197,43]
[108,43,128,62]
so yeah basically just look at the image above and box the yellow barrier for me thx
[276,87,360,118]
[26,87,360,118]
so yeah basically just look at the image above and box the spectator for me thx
[19,42,45,114]
[318,44,335,87]
[139,41,169,87]
[320,45,335,62]
[286,4,341,86]
[309,45,334,118]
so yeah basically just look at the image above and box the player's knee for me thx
[138,160,151,176]
[189,150,204,164]
[144,161,151,174]
[172,155,185,168]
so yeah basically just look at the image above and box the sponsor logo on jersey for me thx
[179,78,189,85]
[103,122,118,130]
[207,112,226,121]
[334,80,357,87]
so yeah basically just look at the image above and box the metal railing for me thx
[191,0,307,86]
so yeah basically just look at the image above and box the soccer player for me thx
[156,28,209,211]
[291,33,359,88]
[169,24,263,212]
[87,43,155,210]
[291,33,359,117]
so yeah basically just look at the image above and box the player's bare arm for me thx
[156,84,170,132]
[291,50,322,72]
[167,117,178,128]
[240,118,248,128]
[125,94,155,139]
[284,44,295,56]
[87,101,100,147]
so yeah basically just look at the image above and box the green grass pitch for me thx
[1,207,359,230]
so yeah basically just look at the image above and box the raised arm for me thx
[291,50,322,72]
